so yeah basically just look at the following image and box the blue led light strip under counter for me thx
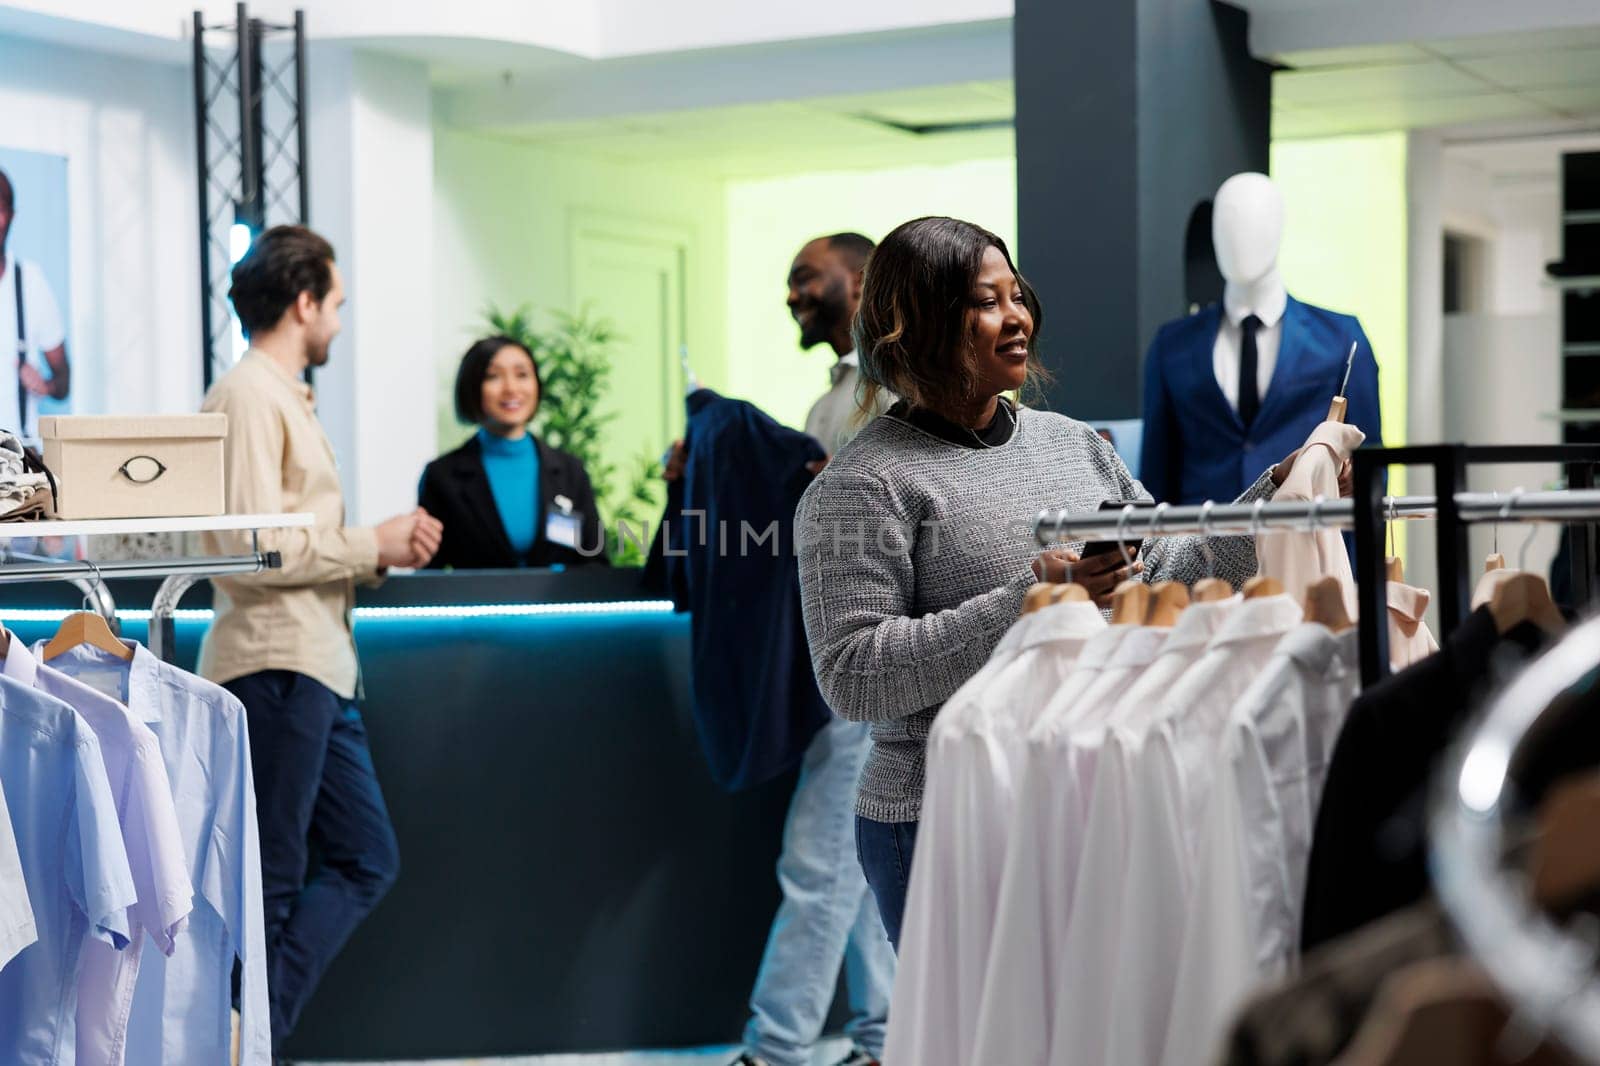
[0,600,678,624]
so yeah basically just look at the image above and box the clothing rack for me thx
[1032,489,1600,540]
[1430,610,1600,1062]
[0,513,313,662]
[1034,445,1600,687]
[1351,445,1600,685]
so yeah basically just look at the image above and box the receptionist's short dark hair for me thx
[454,335,542,425]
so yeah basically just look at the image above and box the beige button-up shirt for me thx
[803,351,893,456]
[197,350,380,699]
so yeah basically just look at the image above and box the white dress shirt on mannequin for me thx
[1212,284,1286,414]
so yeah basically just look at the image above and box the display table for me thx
[1,567,817,1060]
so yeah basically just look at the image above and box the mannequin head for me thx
[1212,172,1283,285]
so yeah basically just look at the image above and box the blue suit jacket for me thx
[1140,295,1383,505]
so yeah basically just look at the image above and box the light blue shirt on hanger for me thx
[0,670,137,1065]
[44,641,272,1066]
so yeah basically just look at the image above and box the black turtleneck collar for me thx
[887,396,1017,449]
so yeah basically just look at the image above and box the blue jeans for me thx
[225,670,400,1052]
[854,817,918,952]
[743,717,896,1066]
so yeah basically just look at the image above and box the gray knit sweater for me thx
[795,405,1275,823]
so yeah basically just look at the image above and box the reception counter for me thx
[4,568,817,1060]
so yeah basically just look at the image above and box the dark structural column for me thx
[1014,0,1272,421]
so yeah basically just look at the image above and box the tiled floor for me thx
[311,1040,852,1066]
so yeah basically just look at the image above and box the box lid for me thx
[38,413,229,441]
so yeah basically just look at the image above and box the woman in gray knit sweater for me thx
[795,216,1308,948]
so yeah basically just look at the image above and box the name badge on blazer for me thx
[546,494,581,549]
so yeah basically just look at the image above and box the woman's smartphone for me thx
[1080,499,1155,560]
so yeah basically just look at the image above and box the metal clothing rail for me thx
[0,550,283,662]
[1034,444,1600,687]
[1033,490,1600,541]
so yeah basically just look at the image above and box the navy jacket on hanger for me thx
[654,388,831,792]
[1140,295,1383,505]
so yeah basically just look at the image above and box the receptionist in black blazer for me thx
[419,336,608,569]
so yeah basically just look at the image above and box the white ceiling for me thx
[469,17,1600,178]
[477,80,1015,180]
[1273,24,1600,139]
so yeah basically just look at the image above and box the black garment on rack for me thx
[1300,607,1547,953]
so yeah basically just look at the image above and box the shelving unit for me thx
[1554,151,1600,438]
[0,512,313,540]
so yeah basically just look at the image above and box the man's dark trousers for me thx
[225,669,400,1050]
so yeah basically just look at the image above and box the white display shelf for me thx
[0,512,314,541]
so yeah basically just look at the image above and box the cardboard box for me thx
[39,414,229,519]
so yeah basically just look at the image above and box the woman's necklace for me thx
[965,399,1016,449]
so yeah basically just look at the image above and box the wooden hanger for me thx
[1302,575,1355,632]
[1487,571,1565,637]
[1110,579,1151,625]
[42,611,133,662]
[1386,556,1405,583]
[1191,577,1233,602]
[1530,770,1600,907]
[1022,584,1055,615]
[1144,582,1189,627]
[1339,959,1539,1066]
[1051,582,1090,604]
[1242,574,1284,599]
[1484,552,1506,572]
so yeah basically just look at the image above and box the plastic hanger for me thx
[42,561,133,663]
[1190,501,1234,602]
[1109,505,1151,624]
[1241,498,1284,599]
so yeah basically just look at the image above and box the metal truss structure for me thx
[193,4,308,389]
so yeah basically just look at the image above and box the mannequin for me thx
[1213,172,1285,323]
[1139,172,1382,506]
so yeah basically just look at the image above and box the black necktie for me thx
[1238,314,1262,429]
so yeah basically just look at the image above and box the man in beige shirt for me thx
[198,225,442,1053]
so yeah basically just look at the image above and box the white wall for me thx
[0,33,198,418]
[1409,131,1575,588]
[308,46,437,526]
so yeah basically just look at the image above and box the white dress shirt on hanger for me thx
[885,601,1105,1066]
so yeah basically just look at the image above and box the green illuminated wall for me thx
[432,128,729,488]
[723,157,1018,432]
[1271,130,1409,544]
[1270,132,1409,451]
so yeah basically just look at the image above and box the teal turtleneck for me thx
[477,427,540,558]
